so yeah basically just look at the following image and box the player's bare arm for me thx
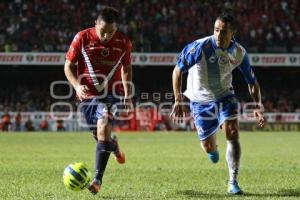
[121,64,132,99]
[64,60,89,100]
[170,66,186,123]
[248,81,266,127]
[121,64,133,112]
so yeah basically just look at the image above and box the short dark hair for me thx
[97,6,119,23]
[216,12,237,32]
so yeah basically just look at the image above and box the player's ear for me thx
[95,19,101,26]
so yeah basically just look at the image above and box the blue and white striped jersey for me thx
[177,35,256,103]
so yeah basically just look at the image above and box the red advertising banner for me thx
[0,52,299,66]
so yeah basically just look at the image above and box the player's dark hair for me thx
[216,12,237,32]
[97,6,119,23]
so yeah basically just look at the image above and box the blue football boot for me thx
[228,181,243,195]
[207,151,219,163]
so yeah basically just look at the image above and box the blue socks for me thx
[208,151,219,163]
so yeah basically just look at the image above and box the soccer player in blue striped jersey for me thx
[170,13,266,195]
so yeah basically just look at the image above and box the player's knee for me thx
[201,142,217,153]
[96,120,112,141]
[225,128,239,141]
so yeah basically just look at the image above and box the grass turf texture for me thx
[0,131,300,200]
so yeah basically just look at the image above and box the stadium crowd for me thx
[0,0,299,53]
[1,1,299,131]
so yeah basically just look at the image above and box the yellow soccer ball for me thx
[63,162,91,191]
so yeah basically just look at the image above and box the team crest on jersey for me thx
[218,55,229,65]
[101,48,110,57]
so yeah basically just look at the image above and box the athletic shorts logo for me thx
[196,125,204,133]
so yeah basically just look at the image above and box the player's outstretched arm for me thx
[248,81,266,127]
[170,66,187,124]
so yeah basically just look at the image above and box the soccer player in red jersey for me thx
[64,6,132,195]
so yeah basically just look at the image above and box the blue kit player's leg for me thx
[190,102,220,164]
[219,96,243,195]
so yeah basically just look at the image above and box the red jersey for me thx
[66,27,132,98]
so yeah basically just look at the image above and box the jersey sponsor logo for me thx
[112,47,122,52]
[88,47,102,50]
[208,55,217,63]
[101,48,110,57]
[85,42,104,50]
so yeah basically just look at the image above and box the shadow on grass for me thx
[244,189,300,198]
[176,190,227,199]
[100,196,125,199]
[176,188,300,199]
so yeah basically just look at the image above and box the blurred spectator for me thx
[39,116,49,131]
[1,111,12,131]
[14,112,22,131]
[0,0,299,53]
[56,119,65,131]
[24,117,35,131]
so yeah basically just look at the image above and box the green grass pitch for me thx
[0,131,300,200]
